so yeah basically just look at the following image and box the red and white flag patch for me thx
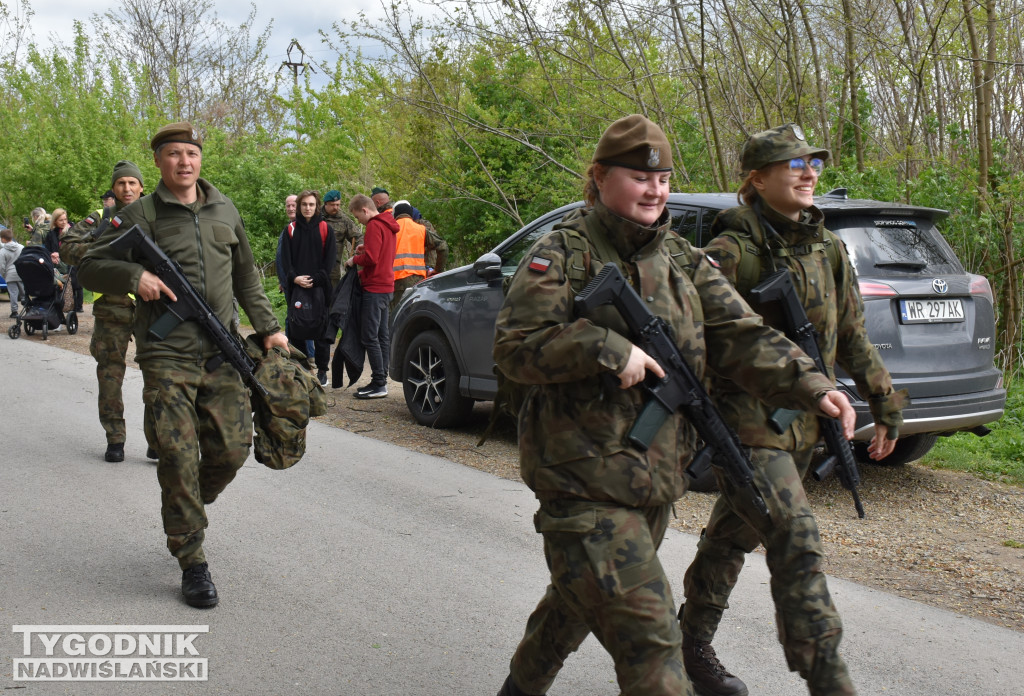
[111,215,123,228]
[705,254,720,269]
[528,256,552,273]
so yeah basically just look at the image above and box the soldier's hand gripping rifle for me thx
[749,269,865,518]
[575,262,769,518]
[110,224,269,399]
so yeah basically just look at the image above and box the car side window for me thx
[500,217,562,277]
[671,208,699,245]
[698,208,718,247]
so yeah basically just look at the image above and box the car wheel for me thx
[403,330,475,428]
[7,324,20,339]
[854,433,938,467]
[66,312,78,335]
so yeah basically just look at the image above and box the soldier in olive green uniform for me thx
[79,122,288,609]
[59,161,151,463]
[677,124,907,696]
[323,189,362,287]
[493,115,857,696]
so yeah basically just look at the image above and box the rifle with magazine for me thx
[109,224,269,399]
[749,268,866,518]
[575,262,769,518]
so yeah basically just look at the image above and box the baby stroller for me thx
[7,246,78,340]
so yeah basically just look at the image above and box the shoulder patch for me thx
[705,254,721,268]
[528,255,552,273]
[84,214,97,226]
[111,215,123,229]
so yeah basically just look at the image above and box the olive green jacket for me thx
[78,179,280,363]
[705,202,904,450]
[494,201,835,508]
[60,204,134,321]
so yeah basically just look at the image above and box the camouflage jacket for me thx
[419,218,448,272]
[325,210,362,287]
[705,201,904,450]
[493,201,835,507]
[27,223,51,249]
[59,206,134,319]
[78,179,280,363]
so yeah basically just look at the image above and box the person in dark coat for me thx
[279,189,338,386]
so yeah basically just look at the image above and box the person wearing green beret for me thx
[79,121,289,609]
[493,115,854,696]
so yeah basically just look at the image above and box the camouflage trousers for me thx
[141,359,252,570]
[89,316,133,445]
[680,445,854,696]
[390,274,423,314]
[509,500,693,696]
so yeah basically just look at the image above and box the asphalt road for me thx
[2,336,1021,695]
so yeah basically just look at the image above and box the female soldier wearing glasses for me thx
[677,124,907,696]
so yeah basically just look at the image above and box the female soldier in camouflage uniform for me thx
[493,115,857,696]
[677,124,906,696]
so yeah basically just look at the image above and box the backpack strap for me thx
[717,229,767,296]
[141,194,157,228]
[561,228,591,296]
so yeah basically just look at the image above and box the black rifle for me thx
[749,269,865,518]
[575,262,768,518]
[109,224,269,399]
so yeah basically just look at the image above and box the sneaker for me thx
[317,369,328,387]
[104,443,125,463]
[682,634,748,696]
[354,383,388,399]
[9,312,16,319]
[181,562,219,608]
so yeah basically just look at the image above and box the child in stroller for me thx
[7,246,78,340]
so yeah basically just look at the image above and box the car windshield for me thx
[832,216,962,277]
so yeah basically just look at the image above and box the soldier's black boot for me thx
[104,443,125,462]
[497,675,543,696]
[146,447,159,461]
[181,562,219,608]
[682,633,749,696]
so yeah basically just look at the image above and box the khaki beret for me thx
[150,121,203,151]
[741,123,830,172]
[593,114,673,172]
[111,160,144,188]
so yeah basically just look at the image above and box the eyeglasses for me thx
[787,157,824,175]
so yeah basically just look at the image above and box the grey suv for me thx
[389,190,1006,466]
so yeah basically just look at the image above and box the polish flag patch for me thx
[84,214,97,225]
[111,215,123,228]
[528,256,552,273]
[705,254,721,268]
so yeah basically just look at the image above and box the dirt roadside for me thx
[6,305,1022,632]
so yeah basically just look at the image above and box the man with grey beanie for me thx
[60,159,156,463]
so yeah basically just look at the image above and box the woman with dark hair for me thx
[279,189,337,385]
[677,124,906,696]
[492,115,856,696]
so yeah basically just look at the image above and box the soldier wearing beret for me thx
[676,124,907,696]
[370,186,392,212]
[493,114,856,696]
[60,160,154,463]
[322,189,361,287]
[79,121,288,608]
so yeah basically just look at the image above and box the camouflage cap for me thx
[741,123,829,172]
[111,160,143,188]
[593,114,673,172]
[150,121,203,151]
[323,190,341,203]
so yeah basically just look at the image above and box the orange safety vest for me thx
[393,217,428,280]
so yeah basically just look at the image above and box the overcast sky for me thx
[19,0,408,87]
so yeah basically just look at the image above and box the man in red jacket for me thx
[346,194,399,399]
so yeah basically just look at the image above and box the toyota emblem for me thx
[932,278,948,294]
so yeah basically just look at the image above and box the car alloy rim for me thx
[407,344,446,414]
